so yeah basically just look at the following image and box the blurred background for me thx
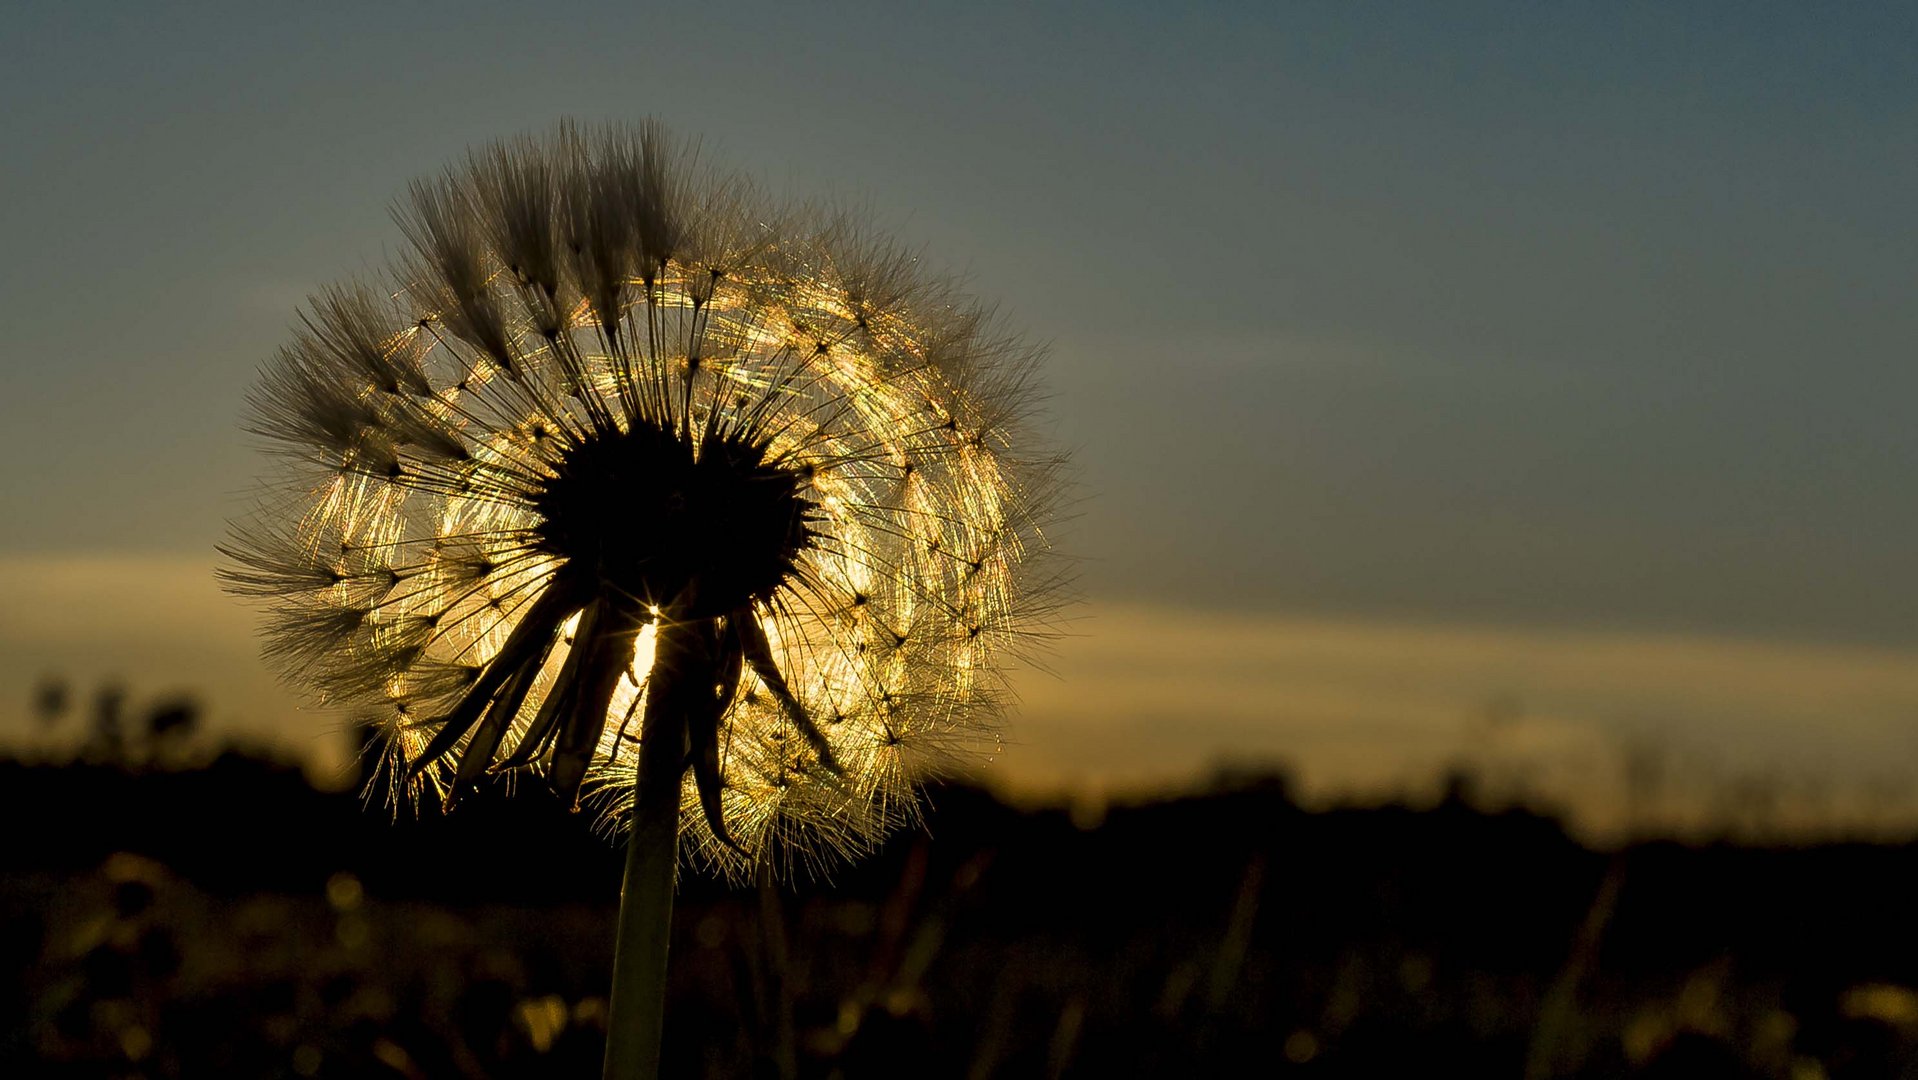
[4,2,1916,1076]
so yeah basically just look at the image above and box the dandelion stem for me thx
[602,636,690,1080]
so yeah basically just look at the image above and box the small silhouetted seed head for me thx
[223,120,1067,880]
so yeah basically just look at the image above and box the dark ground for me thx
[6,750,1918,1079]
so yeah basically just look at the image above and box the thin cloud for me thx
[5,557,1916,834]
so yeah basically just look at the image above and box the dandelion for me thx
[222,120,1065,1077]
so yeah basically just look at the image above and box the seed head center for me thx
[531,422,813,617]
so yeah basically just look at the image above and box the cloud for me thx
[999,602,1918,834]
[0,553,337,760]
[4,555,1915,834]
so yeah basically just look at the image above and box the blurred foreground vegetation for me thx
[6,727,1918,1078]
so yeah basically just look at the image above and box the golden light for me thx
[222,120,1065,880]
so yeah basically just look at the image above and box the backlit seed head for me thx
[223,120,1069,880]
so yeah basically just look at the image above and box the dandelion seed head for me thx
[223,120,1067,880]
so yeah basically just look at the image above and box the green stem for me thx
[602,670,688,1079]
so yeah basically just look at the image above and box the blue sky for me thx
[3,2,1914,825]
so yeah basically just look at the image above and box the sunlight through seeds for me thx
[222,120,1068,881]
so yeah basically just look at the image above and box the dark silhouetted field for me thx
[7,750,1918,1078]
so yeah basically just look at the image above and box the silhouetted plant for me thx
[32,677,68,730]
[85,683,126,762]
[223,119,1065,1077]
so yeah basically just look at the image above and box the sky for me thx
[2,2,1914,834]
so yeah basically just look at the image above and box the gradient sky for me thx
[3,3,1914,831]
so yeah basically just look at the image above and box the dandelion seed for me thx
[222,119,1067,881]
